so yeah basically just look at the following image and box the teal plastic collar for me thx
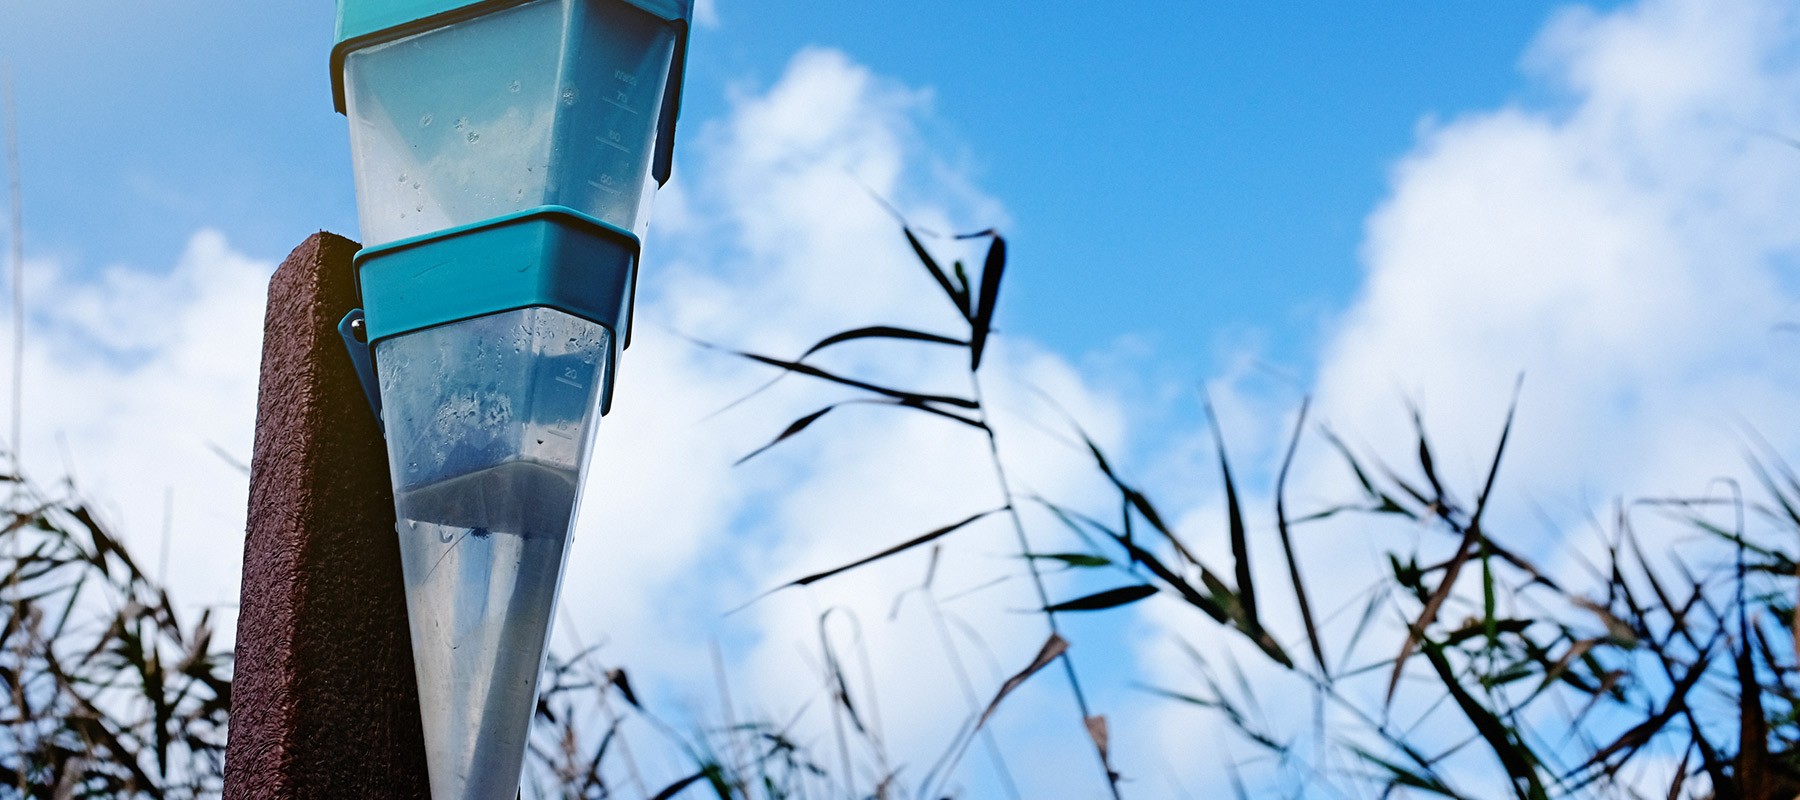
[334,0,690,59]
[355,204,639,343]
[354,206,640,412]
[331,0,692,184]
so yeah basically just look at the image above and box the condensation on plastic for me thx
[373,306,610,800]
[343,0,678,246]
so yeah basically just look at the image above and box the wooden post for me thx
[223,233,429,798]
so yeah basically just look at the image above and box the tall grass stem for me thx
[966,371,1122,800]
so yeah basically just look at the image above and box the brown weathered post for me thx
[223,233,429,798]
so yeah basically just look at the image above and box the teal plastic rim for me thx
[331,0,691,185]
[354,204,640,343]
[354,205,641,414]
[335,0,688,45]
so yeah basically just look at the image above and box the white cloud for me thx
[15,231,271,631]
[1312,0,1800,503]
[1139,0,1800,793]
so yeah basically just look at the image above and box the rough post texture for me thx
[224,233,429,799]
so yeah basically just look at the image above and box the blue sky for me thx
[6,0,1800,796]
[701,2,1624,370]
[4,0,1615,376]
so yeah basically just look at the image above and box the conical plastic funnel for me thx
[374,307,611,799]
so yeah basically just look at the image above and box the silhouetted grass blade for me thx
[736,406,836,466]
[1142,683,1283,753]
[976,633,1067,731]
[687,331,984,417]
[72,504,145,582]
[1076,429,1208,569]
[1274,398,1328,676]
[1103,529,1228,623]
[648,768,712,800]
[1045,584,1158,612]
[1387,393,1522,706]
[904,227,972,319]
[739,352,979,410]
[1411,405,1448,511]
[1024,552,1112,569]
[817,611,869,737]
[605,667,641,709]
[1736,617,1771,800]
[1420,641,1547,800]
[1388,526,1480,705]
[954,228,1000,240]
[1028,494,1235,624]
[1351,747,1459,796]
[781,508,1004,590]
[1580,653,1709,772]
[149,643,170,775]
[884,397,990,430]
[1319,427,1410,515]
[1441,617,1530,647]
[1470,376,1523,530]
[1665,747,1693,800]
[1205,398,1260,639]
[968,236,1006,371]
[1533,637,1601,697]
[798,325,967,359]
[582,721,621,791]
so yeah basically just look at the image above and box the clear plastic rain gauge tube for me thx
[376,308,610,798]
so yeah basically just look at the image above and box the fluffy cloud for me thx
[1139,0,1800,793]
[17,231,270,629]
[1313,0,1800,505]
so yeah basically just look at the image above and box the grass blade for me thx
[1044,584,1158,612]
[905,228,972,319]
[649,768,714,800]
[1579,653,1708,773]
[1024,552,1112,569]
[774,508,1004,591]
[1352,746,1463,797]
[799,325,967,359]
[1205,397,1261,641]
[1387,387,1522,705]
[739,351,978,409]
[1274,398,1328,676]
[1387,527,1480,704]
[1412,405,1449,512]
[735,405,836,466]
[968,235,1007,370]
[976,633,1068,731]
[1421,641,1547,800]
